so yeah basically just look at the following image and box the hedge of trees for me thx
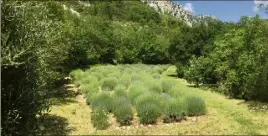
[182,16,268,102]
[1,0,267,135]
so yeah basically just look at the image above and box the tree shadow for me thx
[37,114,76,136]
[237,101,268,112]
[166,74,178,78]
[48,78,79,106]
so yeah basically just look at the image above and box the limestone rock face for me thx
[141,0,218,26]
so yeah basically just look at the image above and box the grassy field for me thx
[42,65,268,135]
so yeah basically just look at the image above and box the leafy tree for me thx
[1,1,70,135]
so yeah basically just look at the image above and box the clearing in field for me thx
[42,64,268,135]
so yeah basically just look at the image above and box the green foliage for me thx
[70,69,84,80]
[118,74,131,88]
[153,66,164,74]
[184,56,218,87]
[80,82,99,94]
[112,96,133,126]
[128,85,149,105]
[152,73,161,79]
[136,93,162,124]
[167,86,188,98]
[90,92,113,112]
[146,79,163,94]
[91,72,104,81]
[113,104,133,126]
[163,98,187,123]
[3,0,268,134]
[186,96,207,116]
[1,1,71,135]
[162,79,176,93]
[100,77,118,91]
[108,71,122,79]
[91,108,109,130]
[184,16,268,101]
[114,85,128,97]
[175,63,186,78]
[79,76,98,85]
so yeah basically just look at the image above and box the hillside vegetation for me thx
[1,1,268,135]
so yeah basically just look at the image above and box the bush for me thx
[100,77,118,91]
[113,104,133,126]
[163,98,187,123]
[175,63,186,78]
[114,85,128,97]
[153,66,164,74]
[128,85,149,104]
[131,73,141,83]
[80,82,99,94]
[167,86,188,98]
[152,73,161,79]
[112,96,133,126]
[1,1,70,135]
[162,79,176,93]
[90,92,113,112]
[136,103,161,124]
[69,69,84,81]
[136,93,162,124]
[108,71,121,79]
[186,96,207,116]
[84,84,100,105]
[118,74,131,88]
[91,108,109,130]
[91,72,104,81]
[79,76,98,85]
[147,79,163,93]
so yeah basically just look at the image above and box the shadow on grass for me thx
[166,74,178,78]
[49,78,79,106]
[237,101,268,112]
[37,114,76,136]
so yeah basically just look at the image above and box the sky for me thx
[174,1,268,22]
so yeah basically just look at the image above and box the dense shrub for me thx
[100,77,118,91]
[91,72,104,81]
[79,76,98,85]
[186,96,207,116]
[118,74,131,88]
[163,98,187,123]
[113,104,133,126]
[112,96,133,126]
[152,73,161,79]
[90,92,113,112]
[147,80,163,93]
[102,69,111,77]
[131,73,141,83]
[112,95,131,109]
[167,86,188,98]
[1,1,70,135]
[162,79,176,93]
[79,82,99,94]
[91,108,109,130]
[69,69,84,80]
[108,71,122,79]
[128,85,149,104]
[114,85,128,97]
[136,103,161,124]
[153,66,164,74]
[175,63,186,78]
[136,93,162,124]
